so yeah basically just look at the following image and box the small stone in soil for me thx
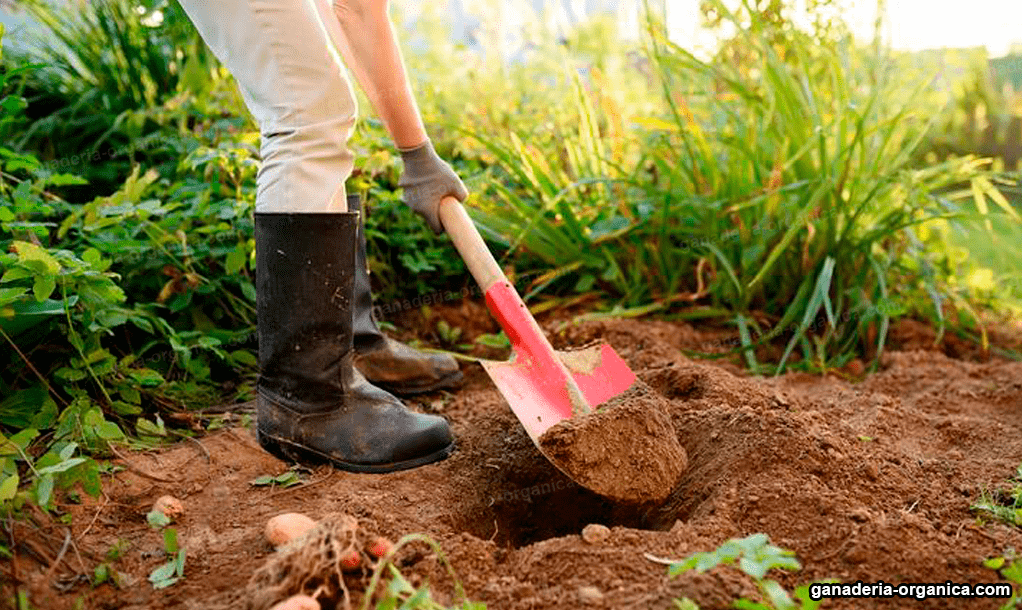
[578,586,605,605]
[538,380,687,504]
[581,523,611,544]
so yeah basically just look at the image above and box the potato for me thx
[367,536,393,559]
[152,495,184,520]
[264,513,317,547]
[339,548,361,571]
[268,595,320,610]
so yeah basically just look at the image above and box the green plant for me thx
[363,533,485,610]
[348,119,474,305]
[91,538,131,587]
[668,533,827,610]
[250,469,302,489]
[972,462,1022,528]
[1,22,257,546]
[984,554,1022,609]
[464,0,1014,374]
[146,507,186,589]
[10,0,217,191]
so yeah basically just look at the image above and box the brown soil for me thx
[6,314,1022,610]
[538,380,687,504]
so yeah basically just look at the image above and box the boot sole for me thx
[369,369,465,397]
[256,429,456,474]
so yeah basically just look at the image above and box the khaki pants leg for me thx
[177,0,358,212]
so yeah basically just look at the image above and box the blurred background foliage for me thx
[0,0,1020,516]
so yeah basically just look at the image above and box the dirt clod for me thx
[538,380,687,503]
[152,495,184,520]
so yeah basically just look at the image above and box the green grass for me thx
[972,463,1022,529]
[460,0,1016,373]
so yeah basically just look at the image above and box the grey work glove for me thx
[398,139,469,234]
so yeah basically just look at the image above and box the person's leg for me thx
[176,0,455,470]
[347,193,464,395]
[177,0,357,212]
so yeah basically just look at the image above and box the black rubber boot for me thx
[348,194,464,395]
[255,211,454,473]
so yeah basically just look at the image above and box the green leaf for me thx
[739,556,767,580]
[80,465,101,497]
[174,548,186,577]
[0,286,28,306]
[148,560,178,587]
[1002,560,1022,583]
[225,246,246,275]
[37,457,87,475]
[136,418,166,437]
[36,473,55,506]
[31,274,56,301]
[147,510,171,529]
[0,267,32,283]
[110,401,142,416]
[95,421,125,441]
[58,442,78,462]
[93,563,110,586]
[274,471,301,487]
[129,368,164,386]
[29,397,58,429]
[163,528,178,554]
[129,316,154,333]
[0,473,19,502]
[55,367,88,383]
[474,332,510,349]
[984,557,1006,570]
[11,241,60,275]
[229,350,257,367]
[760,579,795,610]
[118,387,141,405]
[0,428,39,456]
[239,280,256,302]
[42,173,89,187]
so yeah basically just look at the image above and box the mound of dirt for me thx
[538,380,687,503]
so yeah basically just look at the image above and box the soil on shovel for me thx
[6,315,1022,610]
[538,380,687,503]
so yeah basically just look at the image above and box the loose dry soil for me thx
[538,380,687,504]
[6,314,1022,610]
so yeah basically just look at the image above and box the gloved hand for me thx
[398,139,469,234]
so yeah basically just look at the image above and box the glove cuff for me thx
[397,138,436,160]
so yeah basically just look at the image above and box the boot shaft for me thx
[255,212,359,406]
[346,193,387,352]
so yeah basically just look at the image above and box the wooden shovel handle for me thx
[438,196,505,292]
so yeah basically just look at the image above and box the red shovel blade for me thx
[479,282,636,443]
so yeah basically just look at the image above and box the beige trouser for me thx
[177,0,357,212]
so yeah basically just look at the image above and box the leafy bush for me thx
[9,0,219,192]
[464,0,1014,372]
[0,23,259,529]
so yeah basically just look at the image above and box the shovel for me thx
[437,196,636,444]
